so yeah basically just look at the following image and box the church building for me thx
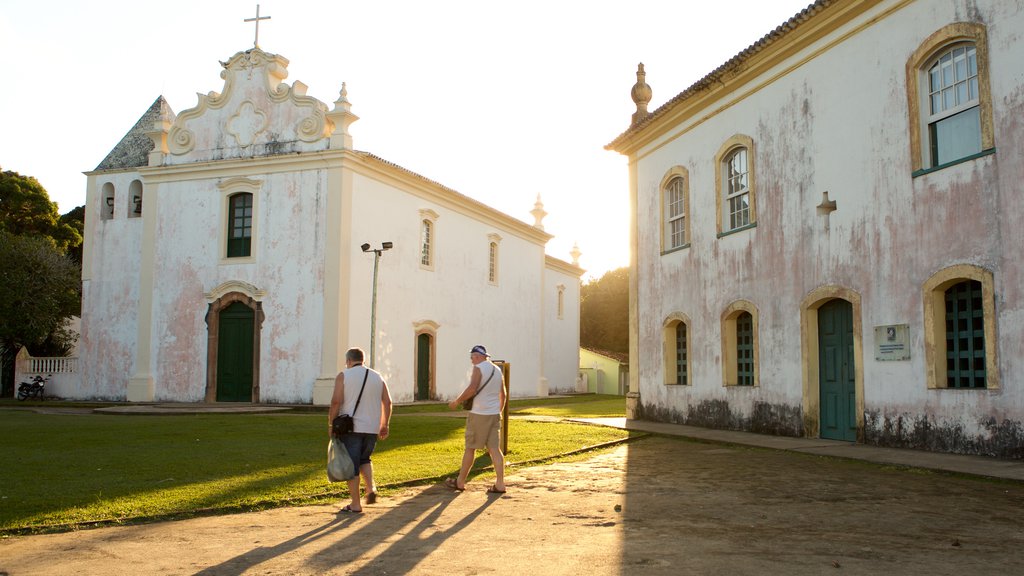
[608,0,1023,458]
[79,46,582,404]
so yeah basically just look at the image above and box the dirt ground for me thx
[3,435,1024,575]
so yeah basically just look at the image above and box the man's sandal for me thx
[443,478,465,491]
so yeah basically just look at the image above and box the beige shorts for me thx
[465,412,501,450]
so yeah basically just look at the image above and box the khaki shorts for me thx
[465,412,501,451]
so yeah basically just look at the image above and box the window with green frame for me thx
[945,280,986,388]
[227,192,253,258]
[675,322,688,386]
[736,312,754,386]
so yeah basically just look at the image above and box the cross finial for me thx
[244,4,271,48]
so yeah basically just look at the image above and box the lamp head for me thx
[361,243,371,252]
[382,241,393,251]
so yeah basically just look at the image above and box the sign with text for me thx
[874,324,910,361]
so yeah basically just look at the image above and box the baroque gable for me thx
[164,48,334,164]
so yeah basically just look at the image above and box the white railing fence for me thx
[14,349,82,399]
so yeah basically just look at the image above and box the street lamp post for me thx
[361,241,393,368]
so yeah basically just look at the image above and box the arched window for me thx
[715,135,757,236]
[907,23,994,173]
[101,182,115,220]
[662,313,691,386]
[557,284,566,320]
[923,264,998,389]
[721,301,759,387]
[661,167,690,251]
[128,179,143,218]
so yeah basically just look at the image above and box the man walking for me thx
[446,345,506,493]
[329,347,392,513]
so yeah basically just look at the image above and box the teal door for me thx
[818,299,856,441]
[217,302,254,402]
[416,333,431,401]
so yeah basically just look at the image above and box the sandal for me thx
[365,492,378,505]
[443,477,465,492]
[487,486,506,494]
[339,504,363,514]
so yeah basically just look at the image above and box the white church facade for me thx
[609,0,1024,458]
[79,47,582,405]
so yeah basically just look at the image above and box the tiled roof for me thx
[581,346,629,364]
[95,96,176,171]
[607,0,834,150]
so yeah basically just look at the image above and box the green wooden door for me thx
[818,299,856,441]
[416,333,431,400]
[217,302,254,402]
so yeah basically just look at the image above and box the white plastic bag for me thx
[327,437,356,482]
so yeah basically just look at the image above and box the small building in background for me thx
[579,347,628,396]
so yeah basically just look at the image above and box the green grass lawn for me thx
[0,395,629,533]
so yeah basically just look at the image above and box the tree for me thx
[0,168,84,395]
[0,232,82,394]
[0,167,82,253]
[60,205,86,265]
[580,267,629,355]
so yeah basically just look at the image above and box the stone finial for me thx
[631,63,652,125]
[531,194,548,230]
[570,242,582,266]
[327,82,360,150]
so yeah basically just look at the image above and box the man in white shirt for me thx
[446,345,506,493]
[329,347,393,513]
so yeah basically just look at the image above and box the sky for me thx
[0,0,812,280]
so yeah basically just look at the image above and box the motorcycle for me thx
[17,374,49,401]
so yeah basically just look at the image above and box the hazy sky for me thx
[0,0,812,279]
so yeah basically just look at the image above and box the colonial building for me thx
[80,46,582,404]
[608,0,1023,457]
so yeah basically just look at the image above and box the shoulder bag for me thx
[332,367,369,436]
[462,365,496,411]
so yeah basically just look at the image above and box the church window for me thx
[420,220,433,267]
[227,193,253,258]
[923,265,998,390]
[663,314,691,385]
[721,301,759,387]
[661,167,689,251]
[907,24,994,174]
[418,209,439,271]
[557,284,566,320]
[714,135,757,236]
[101,182,115,220]
[487,233,502,285]
[128,180,143,218]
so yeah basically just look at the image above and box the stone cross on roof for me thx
[244,4,271,48]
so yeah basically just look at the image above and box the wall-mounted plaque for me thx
[875,324,910,361]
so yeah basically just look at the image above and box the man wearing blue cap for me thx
[445,344,506,493]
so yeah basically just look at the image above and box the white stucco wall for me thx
[544,259,582,393]
[78,172,144,399]
[346,171,550,401]
[626,0,1024,455]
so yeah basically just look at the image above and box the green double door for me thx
[216,302,254,402]
[818,299,856,441]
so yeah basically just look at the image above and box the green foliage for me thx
[0,232,82,352]
[580,266,629,354]
[59,205,85,264]
[0,412,631,532]
[0,168,81,254]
